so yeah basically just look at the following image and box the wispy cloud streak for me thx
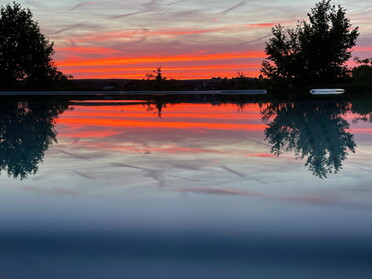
[53,21,89,35]
[221,1,246,15]
[68,1,96,12]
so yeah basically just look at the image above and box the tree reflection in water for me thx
[0,101,68,179]
[261,101,356,178]
[351,100,372,123]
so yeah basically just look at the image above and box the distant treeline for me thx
[68,75,265,92]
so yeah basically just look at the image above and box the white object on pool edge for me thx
[310,89,345,95]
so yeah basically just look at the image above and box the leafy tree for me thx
[0,2,69,88]
[145,67,166,82]
[261,0,359,85]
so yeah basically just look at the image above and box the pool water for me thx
[0,99,371,278]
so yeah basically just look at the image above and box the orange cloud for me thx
[353,46,372,52]
[62,63,262,73]
[351,128,372,134]
[246,153,275,157]
[60,62,263,78]
[56,49,265,78]
[58,50,265,67]
[69,71,260,79]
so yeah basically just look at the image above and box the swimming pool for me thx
[0,98,371,278]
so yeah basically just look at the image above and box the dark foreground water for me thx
[0,98,371,278]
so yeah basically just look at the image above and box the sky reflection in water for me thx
[0,99,371,278]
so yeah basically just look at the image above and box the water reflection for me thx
[0,101,68,179]
[0,98,370,180]
[261,101,356,178]
[351,100,372,123]
[145,100,167,118]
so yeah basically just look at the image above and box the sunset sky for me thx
[11,0,372,79]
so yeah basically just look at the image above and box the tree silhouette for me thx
[261,0,358,85]
[0,2,69,89]
[0,101,68,179]
[144,67,167,90]
[262,101,356,178]
[352,57,372,83]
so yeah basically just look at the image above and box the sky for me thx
[7,0,372,79]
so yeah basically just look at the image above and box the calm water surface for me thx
[0,99,371,278]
